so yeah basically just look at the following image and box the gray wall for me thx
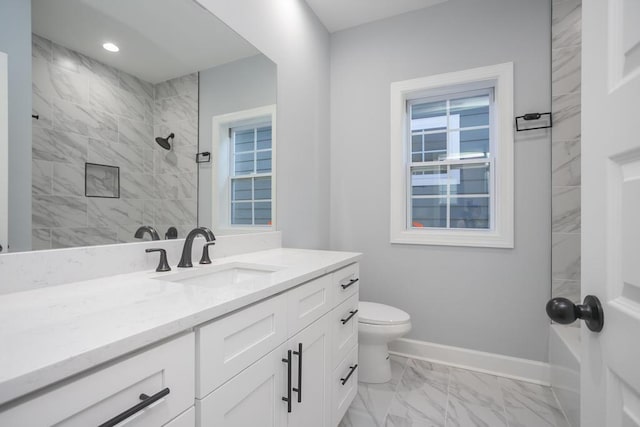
[330,0,552,361]
[196,0,330,249]
[0,0,31,252]
[198,54,277,226]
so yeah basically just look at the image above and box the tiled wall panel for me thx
[551,0,581,318]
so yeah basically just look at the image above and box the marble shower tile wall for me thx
[551,0,581,311]
[31,34,199,249]
[152,73,198,236]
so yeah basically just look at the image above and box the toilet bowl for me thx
[357,302,411,383]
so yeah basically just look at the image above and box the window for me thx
[230,125,273,225]
[211,105,276,231]
[390,63,514,248]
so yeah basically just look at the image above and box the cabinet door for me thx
[286,314,331,427]
[197,293,287,398]
[331,293,359,369]
[287,274,332,336]
[197,346,286,427]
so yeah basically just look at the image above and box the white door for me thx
[286,314,331,427]
[0,51,8,253]
[582,0,640,426]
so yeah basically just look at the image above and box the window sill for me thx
[390,228,513,248]
[215,226,274,236]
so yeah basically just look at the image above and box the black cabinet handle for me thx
[292,343,302,403]
[341,309,358,325]
[340,364,358,385]
[282,350,292,413]
[341,278,359,290]
[98,387,170,427]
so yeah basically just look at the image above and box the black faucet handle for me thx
[146,248,171,272]
[199,242,216,265]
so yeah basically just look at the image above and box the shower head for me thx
[155,133,174,150]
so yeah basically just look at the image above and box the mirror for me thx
[7,0,276,252]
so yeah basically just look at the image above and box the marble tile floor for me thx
[339,356,570,427]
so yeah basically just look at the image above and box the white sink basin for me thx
[154,262,282,288]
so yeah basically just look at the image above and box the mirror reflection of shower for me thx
[155,133,175,150]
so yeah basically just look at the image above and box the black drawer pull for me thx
[340,278,359,290]
[340,364,358,385]
[282,350,292,413]
[98,387,170,427]
[341,309,359,325]
[292,343,303,403]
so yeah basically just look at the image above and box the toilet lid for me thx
[358,302,410,325]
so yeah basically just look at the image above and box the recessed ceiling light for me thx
[102,42,119,53]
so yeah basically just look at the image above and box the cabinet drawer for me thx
[197,345,285,427]
[332,345,358,427]
[331,293,359,369]
[287,274,332,336]
[332,263,359,306]
[164,407,195,427]
[0,333,194,427]
[197,293,287,398]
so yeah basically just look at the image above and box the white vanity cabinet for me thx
[196,262,359,427]
[0,260,360,427]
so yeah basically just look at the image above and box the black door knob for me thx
[545,295,604,332]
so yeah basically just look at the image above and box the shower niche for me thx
[85,163,120,199]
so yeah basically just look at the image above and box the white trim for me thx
[390,62,514,248]
[389,337,551,386]
[0,52,8,253]
[211,105,276,231]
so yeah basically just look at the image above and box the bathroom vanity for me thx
[0,241,361,426]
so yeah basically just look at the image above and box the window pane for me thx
[411,198,446,228]
[232,178,252,201]
[411,100,447,132]
[411,166,447,196]
[256,151,272,173]
[450,163,490,195]
[257,126,272,150]
[448,128,489,160]
[450,197,490,229]
[254,201,271,225]
[231,202,252,225]
[254,177,271,200]
[234,129,254,153]
[234,152,254,175]
[450,95,489,128]
[411,134,423,155]
[424,132,447,161]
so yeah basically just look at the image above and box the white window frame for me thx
[211,105,276,232]
[390,63,514,248]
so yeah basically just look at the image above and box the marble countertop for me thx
[0,247,361,406]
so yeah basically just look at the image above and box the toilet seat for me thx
[358,302,410,326]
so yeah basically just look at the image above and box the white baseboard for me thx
[389,338,551,386]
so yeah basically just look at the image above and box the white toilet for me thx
[357,302,411,383]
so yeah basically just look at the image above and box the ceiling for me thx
[304,0,449,33]
[31,0,260,84]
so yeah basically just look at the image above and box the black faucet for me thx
[134,225,160,241]
[178,227,216,268]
